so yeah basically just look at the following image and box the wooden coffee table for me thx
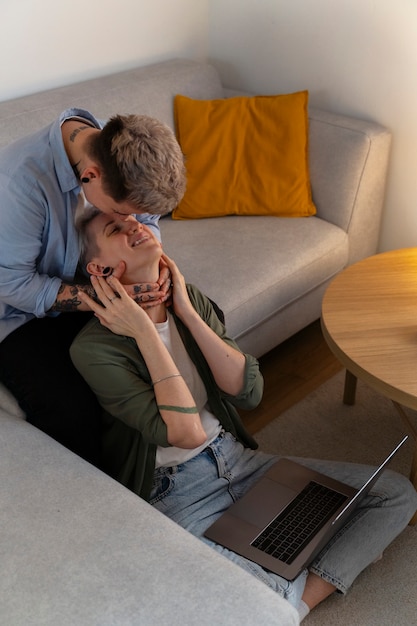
[321,248,417,521]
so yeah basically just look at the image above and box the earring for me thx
[102,267,112,276]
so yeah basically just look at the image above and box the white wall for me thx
[1,0,416,251]
[209,0,417,252]
[0,0,209,100]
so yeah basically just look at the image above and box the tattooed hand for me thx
[51,258,173,314]
[112,258,172,309]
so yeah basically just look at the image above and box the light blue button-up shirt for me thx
[0,108,161,342]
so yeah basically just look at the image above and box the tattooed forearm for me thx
[52,297,82,312]
[50,283,98,312]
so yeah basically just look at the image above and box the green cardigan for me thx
[70,285,263,500]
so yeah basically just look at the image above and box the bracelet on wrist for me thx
[152,373,181,386]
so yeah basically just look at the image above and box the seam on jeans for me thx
[308,567,347,594]
[206,435,241,503]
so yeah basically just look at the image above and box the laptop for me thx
[204,435,408,580]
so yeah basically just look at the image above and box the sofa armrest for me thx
[309,108,391,264]
[0,412,299,625]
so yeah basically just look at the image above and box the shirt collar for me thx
[50,108,103,194]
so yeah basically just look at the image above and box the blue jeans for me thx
[150,431,417,608]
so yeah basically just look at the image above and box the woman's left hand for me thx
[162,255,246,396]
[161,254,195,322]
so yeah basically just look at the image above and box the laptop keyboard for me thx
[251,481,347,564]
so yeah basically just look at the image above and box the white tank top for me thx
[154,315,221,468]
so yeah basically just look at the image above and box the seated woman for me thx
[70,211,417,621]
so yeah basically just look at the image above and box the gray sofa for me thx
[0,58,391,625]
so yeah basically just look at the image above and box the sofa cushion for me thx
[160,214,348,355]
[172,92,316,219]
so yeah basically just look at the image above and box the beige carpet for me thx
[254,371,417,626]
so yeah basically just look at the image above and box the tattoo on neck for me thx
[69,125,90,143]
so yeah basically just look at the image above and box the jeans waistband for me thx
[154,428,226,477]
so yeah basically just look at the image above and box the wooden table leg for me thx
[408,452,417,525]
[343,370,357,405]
[392,401,417,525]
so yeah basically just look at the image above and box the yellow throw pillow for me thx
[172,92,316,220]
